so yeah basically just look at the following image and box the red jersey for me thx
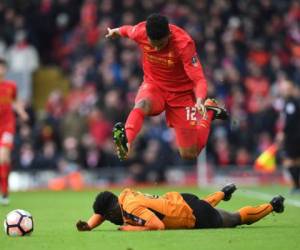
[119,22,207,100]
[0,80,17,131]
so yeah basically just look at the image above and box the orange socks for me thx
[238,204,273,225]
[203,191,224,207]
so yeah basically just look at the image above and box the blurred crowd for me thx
[1,0,300,183]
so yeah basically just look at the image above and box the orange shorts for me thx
[135,83,203,148]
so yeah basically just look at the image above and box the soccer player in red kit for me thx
[0,58,28,205]
[106,14,228,161]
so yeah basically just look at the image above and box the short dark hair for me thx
[93,191,123,225]
[146,13,170,40]
[0,58,7,66]
[93,191,118,216]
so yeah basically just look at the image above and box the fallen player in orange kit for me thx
[76,184,284,231]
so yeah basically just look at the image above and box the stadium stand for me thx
[1,0,300,185]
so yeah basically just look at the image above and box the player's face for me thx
[149,35,169,51]
[0,64,7,78]
[104,203,124,225]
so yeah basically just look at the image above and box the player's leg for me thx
[293,157,300,192]
[287,165,300,193]
[282,139,300,193]
[175,109,215,159]
[171,107,214,160]
[0,131,14,205]
[217,195,285,227]
[0,147,11,205]
[171,98,228,160]
[216,209,241,227]
[283,158,300,193]
[203,183,237,207]
[113,83,165,160]
[173,110,214,160]
[188,98,228,157]
[182,194,223,229]
[175,131,198,160]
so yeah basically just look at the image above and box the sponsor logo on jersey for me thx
[191,55,199,67]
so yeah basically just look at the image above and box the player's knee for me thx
[179,149,198,160]
[135,100,152,115]
[0,148,11,165]
[219,211,241,228]
[0,157,10,165]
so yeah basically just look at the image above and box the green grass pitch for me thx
[1,185,300,250]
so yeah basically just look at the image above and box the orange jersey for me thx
[118,188,196,229]
[0,80,17,132]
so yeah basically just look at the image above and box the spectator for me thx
[60,100,87,142]
[2,0,300,180]
[87,107,112,148]
[6,30,39,102]
[17,142,36,169]
[35,141,59,170]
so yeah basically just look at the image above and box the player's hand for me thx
[105,27,120,39]
[195,98,206,117]
[76,220,91,231]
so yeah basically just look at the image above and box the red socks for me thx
[124,108,213,152]
[197,110,214,151]
[125,108,145,144]
[0,164,10,197]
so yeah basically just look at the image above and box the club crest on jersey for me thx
[191,55,199,67]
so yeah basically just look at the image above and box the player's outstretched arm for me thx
[105,27,121,39]
[181,42,208,115]
[76,214,104,231]
[106,24,139,41]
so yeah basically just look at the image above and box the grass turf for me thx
[1,185,300,250]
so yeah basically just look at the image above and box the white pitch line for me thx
[237,189,300,208]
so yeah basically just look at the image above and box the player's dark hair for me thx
[146,13,170,40]
[0,58,7,66]
[93,191,123,225]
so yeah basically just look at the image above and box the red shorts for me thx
[135,83,203,148]
[0,124,15,149]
